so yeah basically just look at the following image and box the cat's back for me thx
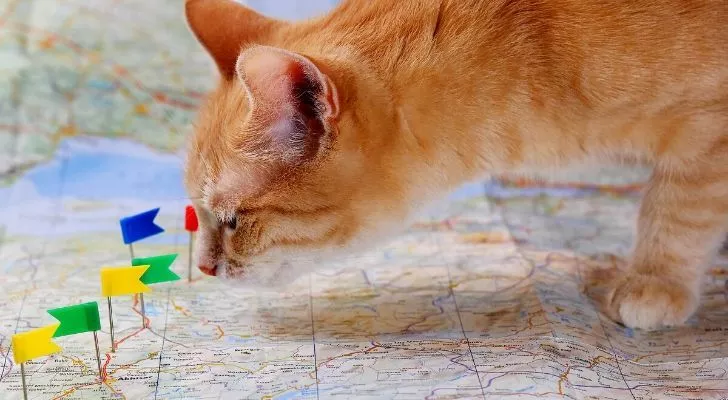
[318,0,728,60]
[318,0,728,164]
[537,0,728,84]
[292,0,727,160]
[310,0,727,100]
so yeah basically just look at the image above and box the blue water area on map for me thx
[143,301,163,317]
[1,136,591,209]
[224,335,256,344]
[15,138,187,202]
[278,388,319,400]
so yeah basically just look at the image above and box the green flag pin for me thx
[134,253,180,284]
[47,302,104,381]
[132,253,179,329]
[48,302,101,337]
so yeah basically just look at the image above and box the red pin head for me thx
[185,205,198,232]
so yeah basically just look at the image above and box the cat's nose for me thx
[199,264,217,276]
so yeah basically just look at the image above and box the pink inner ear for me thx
[236,47,302,109]
[268,115,299,145]
[237,48,307,156]
[235,45,338,161]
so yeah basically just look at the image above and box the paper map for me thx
[1,0,727,398]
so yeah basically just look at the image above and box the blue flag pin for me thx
[120,208,165,246]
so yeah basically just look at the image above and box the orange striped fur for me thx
[183,0,728,330]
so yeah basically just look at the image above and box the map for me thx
[1,0,727,399]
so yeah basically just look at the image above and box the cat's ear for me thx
[235,45,340,162]
[185,0,282,79]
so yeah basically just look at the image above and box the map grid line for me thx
[446,268,488,399]
[431,190,488,399]
[153,288,173,400]
[308,274,321,400]
[586,272,638,400]
[152,201,183,398]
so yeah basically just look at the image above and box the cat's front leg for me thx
[607,157,728,330]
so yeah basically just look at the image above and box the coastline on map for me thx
[0,132,649,240]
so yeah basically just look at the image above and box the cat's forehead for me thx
[189,144,272,216]
[186,82,255,204]
[188,143,296,222]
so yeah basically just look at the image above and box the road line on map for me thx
[101,353,111,382]
[4,22,198,119]
[557,365,572,395]
[131,294,150,330]
[153,289,172,399]
[115,327,145,348]
[50,380,99,400]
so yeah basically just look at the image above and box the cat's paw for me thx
[606,273,698,330]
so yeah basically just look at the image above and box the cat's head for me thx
[183,0,418,286]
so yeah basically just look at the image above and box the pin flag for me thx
[119,207,165,258]
[12,324,62,400]
[119,207,165,328]
[133,253,180,284]
[47,302,104,381]
[184,205,198,283]
[100,265,150,351]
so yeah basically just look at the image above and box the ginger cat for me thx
[183,0,728,330]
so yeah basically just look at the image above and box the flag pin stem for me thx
[107,297,115,352]
[130,243,147,329]
[184,205,198,282]
[93,331,103,381]
[140,293,146,329]
[188,232,193,283]
[20,363,28,400]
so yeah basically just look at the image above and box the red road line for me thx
[101,352,111,381]
[500,177,644,193]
